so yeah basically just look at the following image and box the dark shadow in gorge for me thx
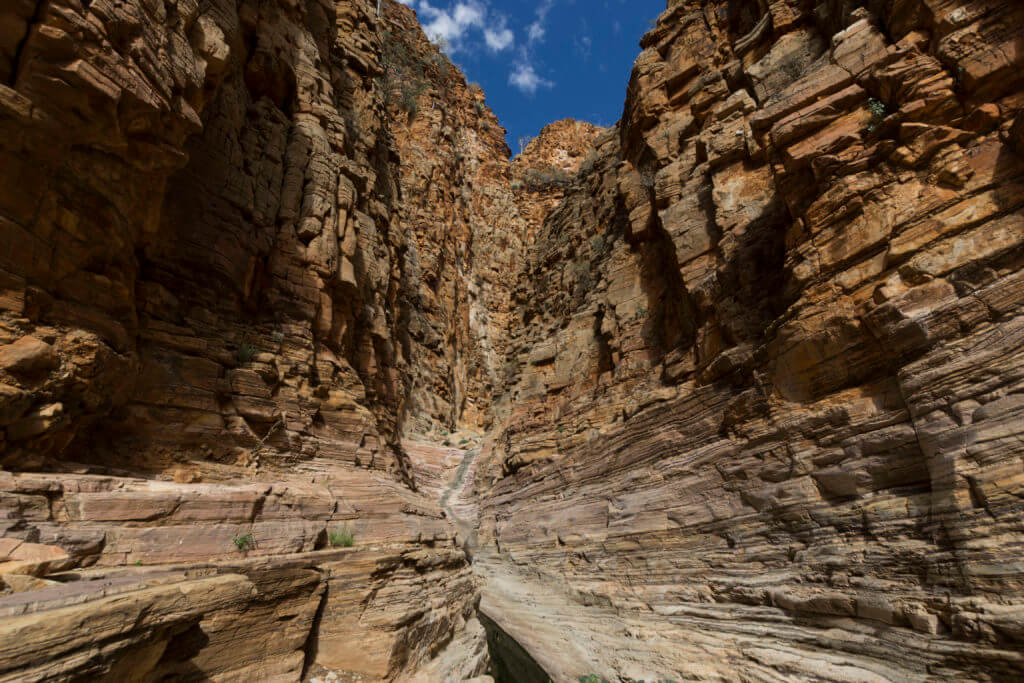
[479,612,551,683]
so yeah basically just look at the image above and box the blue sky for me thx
[395,0,665,154]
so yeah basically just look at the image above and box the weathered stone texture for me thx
[0,0,480,679]
[0,0,422,482]
[377,2,527,438]
[4,0,1024,680]
[477,0,1024,680]
[511,119,604,244]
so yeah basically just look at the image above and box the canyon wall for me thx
[379,2,523,436]
[0,0,498,678]
[478,0,1024,680]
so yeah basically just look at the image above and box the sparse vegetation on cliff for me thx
[865,97,888,132]
[329,526,355,548]
[232,533,254,552]
[521,165,573,191]
[4,0,1024,680]
[236,336,256,364]
[376,29,451,120]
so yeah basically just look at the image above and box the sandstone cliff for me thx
[0,0,489,678]
[378,1,524,437]
[1,0,1024,681]
[476,0,1024,680]
[512,119,605,244]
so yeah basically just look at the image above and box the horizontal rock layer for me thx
[3,0,1024,680]
[478,0,1024,680]
[0,0,495,679]
[0,547,477,681]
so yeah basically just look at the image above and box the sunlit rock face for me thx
[380,1,526,438]
[0,0,486,678]
[475,0,1024,680]
[1,0,1024,680]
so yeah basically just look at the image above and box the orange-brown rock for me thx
[475,1,1024,680]
[0,0,485,678]
[511,119,604,243]
[378,1,526,437]
[3,0,1024,680]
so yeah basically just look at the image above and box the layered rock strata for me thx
[380,1,525,436]
[2,0,1024,680]
[477,0,1024,680]
[0,0,493,678]
[511,119,604,244]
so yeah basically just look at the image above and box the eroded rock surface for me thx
[0,0,490,679]
[476,0,1024,680]
[379,2,526,437]
[2,0,1024,680]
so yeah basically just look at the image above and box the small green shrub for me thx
[640,168,657,189]
[329,526,355,548]
[377,29,432,120]
[572,259,593,283]
[442,439,451,446]
[865,97,887,132]
[233,533,254,552]
[579,676,610,683]
[636,304,648,320]
[459,438,469,445]
[236,337,256,364]
[133,560,143,566]
[578,151,599,177]
[400,89,419,118]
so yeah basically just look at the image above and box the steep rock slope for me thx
[0,0,415,482]
[478,0,1024,680]
[0,0,492,679]
[511,119,604,245]
[378,1,525,436]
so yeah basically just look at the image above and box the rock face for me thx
[0,0,415,482]
[475,0,1024,680]
[379,2,524,436]
[2,0,1024,680]
[0,0,490,679]
[511,119,605,244]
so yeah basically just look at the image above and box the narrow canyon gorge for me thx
[1,0,1023,680]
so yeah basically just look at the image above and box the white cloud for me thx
[417,1,513,53]
[484,26,514,51]
[527,22,544,43]
[508,61,553,95]
[510,3,556,95]
[527,0,555,45]
[395,0,416,6]
[453,2,483,26]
